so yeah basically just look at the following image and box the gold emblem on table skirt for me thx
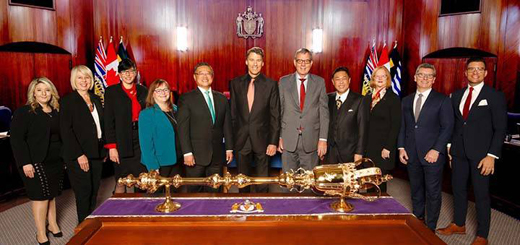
[230,199,264,213]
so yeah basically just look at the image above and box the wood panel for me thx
[0,52,72,110]
[422,57,497,95]
[0,52,34,110]
[92,0,402,95]
[402,0,520,108]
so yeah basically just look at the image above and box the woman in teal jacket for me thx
[138,79,181,177]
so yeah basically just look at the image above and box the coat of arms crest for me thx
[236,6,264,39]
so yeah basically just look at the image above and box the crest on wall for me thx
[236,6,264,39]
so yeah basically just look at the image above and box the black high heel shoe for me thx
[37,234,50,245]
[46,226,63,238]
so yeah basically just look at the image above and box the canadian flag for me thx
[377,43,391,71]
[105,37,119,86]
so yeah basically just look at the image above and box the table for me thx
[69,193,445,245]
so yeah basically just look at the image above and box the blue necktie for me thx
[205,90,216,124]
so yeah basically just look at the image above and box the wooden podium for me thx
[68,193,445,245]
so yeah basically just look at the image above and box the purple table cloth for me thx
[88,196,411,218]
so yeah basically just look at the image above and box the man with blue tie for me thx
[437,57,507,245]
[177,62,233,192]
[398,63,454,231]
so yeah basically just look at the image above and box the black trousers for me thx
[185,162,222,193]
[452,155,491,238]
[237,138,269,193]
[324,143,354,164]
[159,163,182,193]
[66,158,103,224]
[406,150,444,231]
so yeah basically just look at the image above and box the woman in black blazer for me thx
[11,77,64,244]
[104,58,148,193]
[365,66,402,192]
[60,65,106,224]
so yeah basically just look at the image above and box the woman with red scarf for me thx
[104,59,148,193]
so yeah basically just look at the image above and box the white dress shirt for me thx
[413,88,432,115]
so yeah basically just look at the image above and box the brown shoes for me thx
[471,236,488,245]
[436,223,466,235]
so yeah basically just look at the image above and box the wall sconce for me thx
[312,29,323,53]
[177,26,188,51]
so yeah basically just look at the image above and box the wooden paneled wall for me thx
[403,0,520,108]
[93,0,403,94]
[0,0,519,110]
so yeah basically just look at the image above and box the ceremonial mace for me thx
[118,158,392,213]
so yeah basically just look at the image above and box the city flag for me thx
[389,43,403,96]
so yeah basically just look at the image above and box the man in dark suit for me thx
[177,62,233,193]
[398,63,454,231]
[278,48,329,174]
[437,57,507,245]
[230,47,280,193]
[325,66,369,164]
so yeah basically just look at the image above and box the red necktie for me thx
[299,78,306,111]
[462,87,474,120]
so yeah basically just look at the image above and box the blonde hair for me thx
[70,65,94,91]
[370,66,392,89]
[26,77,60,112]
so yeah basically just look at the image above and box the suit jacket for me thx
[177,88,233,166]
[230,73,280,153]
[450,84,507,160]
[138,104,178,171]
[366,90,401,169]
[10,105,60,168]
[398,89,454,165]
[60,91,106,161]
[327,91,369,162]
[104,83,147,157]
[279,73,329,152]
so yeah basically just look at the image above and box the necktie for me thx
[336,98,342,110]
[462,87,474,120]
[299,78,306,111]
[204,90,216,124]
[414,93,423,122]
[247,78,255,112]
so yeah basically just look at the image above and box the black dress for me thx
[10,106,64,200]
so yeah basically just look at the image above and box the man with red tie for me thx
[278,48,329,176]
[229,47,280,193]
[437,57,507,245]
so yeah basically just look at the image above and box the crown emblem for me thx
[230,199,264,213]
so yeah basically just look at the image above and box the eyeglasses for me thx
[195,72,212,77]
[374,75,387,80]
[120,69,137,76]
[295,59,312,65]
[154,88,170,94]
[416,73,434,79]
[467,67,486,73]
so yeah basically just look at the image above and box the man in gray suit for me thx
[278,48,329,174]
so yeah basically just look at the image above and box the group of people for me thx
[10,46,505,245]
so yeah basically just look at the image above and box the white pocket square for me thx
[478,100,488,106]
[348,109,354,112]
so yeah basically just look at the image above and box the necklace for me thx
[163,110,177,124]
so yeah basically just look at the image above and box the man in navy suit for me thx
[398,63,454,231]
[437,57,507,245]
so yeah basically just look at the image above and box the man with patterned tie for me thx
[437,57,507,245]
[229,47,280,193]
[324,66,369,164]
[278,48,329,176]
[177,62,234,193]
[397,63,454,232]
